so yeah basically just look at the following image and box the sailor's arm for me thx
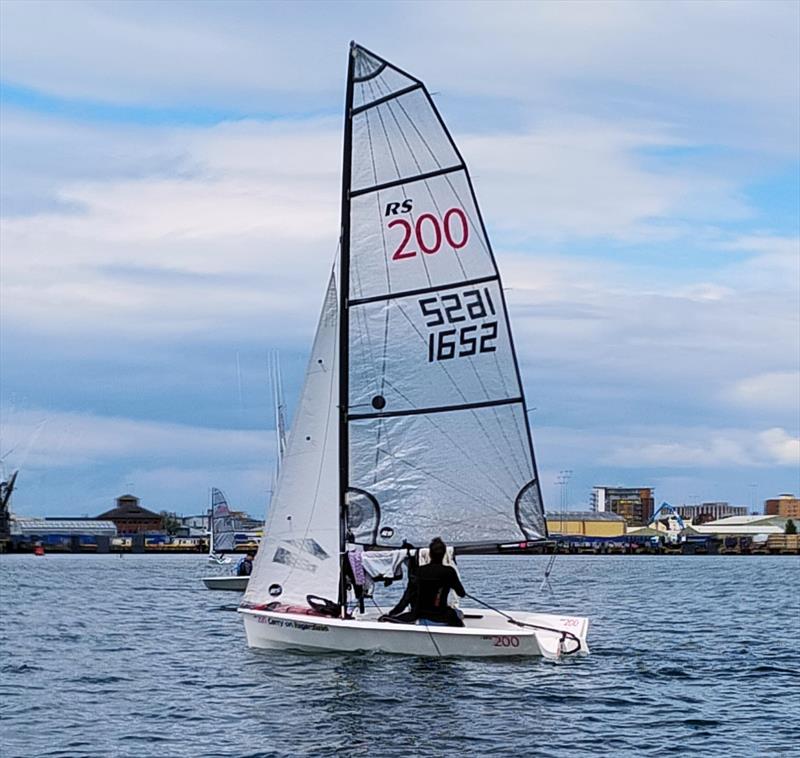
[449,568,466,598]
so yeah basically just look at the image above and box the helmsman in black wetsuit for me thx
[412,538,466,627]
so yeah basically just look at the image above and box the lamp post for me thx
[555,470,573,533]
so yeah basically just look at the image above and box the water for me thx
[1,554,798,757]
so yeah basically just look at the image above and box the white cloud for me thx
[725,372,800,413]
[1,111,779,347]
[601,426,800,468]
[0,407,272,470]
[461,121,749,242]
[2,1,797,155]
[722,235,800,258]
[758,427,800,466]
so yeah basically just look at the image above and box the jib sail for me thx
[243,273,341,607]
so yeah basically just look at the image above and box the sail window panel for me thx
[352,47,385,83]
[349,171,496,301]
[353,66,417,109]
[348,280,519,414]
[348,403,542,547]
[351,88,460,194]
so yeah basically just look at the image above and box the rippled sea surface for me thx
[1,554,798,757]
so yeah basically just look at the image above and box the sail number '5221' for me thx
[418,288,498,362]
[386,201,469,260]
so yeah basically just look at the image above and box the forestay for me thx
[344,45,547,549]
[210,488,236,552]
[243,274,341,607]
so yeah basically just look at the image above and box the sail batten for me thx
[349,163,464,198]
[352,83,424,115]
[349,396,523,421]
[349,274,499,306]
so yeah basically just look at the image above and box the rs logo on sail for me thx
[385,200,414,216]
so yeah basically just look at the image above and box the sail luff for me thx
[337,43,357,612]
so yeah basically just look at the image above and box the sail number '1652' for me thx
[418,288,498,362]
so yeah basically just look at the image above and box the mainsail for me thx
[210,487,236,553]
[343,44,546,549]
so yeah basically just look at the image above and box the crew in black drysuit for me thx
[386,538,466,627]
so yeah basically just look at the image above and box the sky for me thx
[1,0,798,519]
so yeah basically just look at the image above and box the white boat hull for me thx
[203,576,249,591]
[240,607,588,660]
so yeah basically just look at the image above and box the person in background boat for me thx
[412,538,466,627]
[236,552,254,577]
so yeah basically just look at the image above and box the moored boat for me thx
[203,575,249,591]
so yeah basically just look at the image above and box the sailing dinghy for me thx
[202,488,249,590]
[239,43,589,659]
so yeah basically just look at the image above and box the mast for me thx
[207,487,213,555]
[337,42,356,613]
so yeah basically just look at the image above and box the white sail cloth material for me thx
[243,274,341,607]
[345,46,546,549]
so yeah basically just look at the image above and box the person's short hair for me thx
[429,539,446,563]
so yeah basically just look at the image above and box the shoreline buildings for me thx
[98,494,163,534]
[677,502,748,524]
[764,494,800,518]
[591,486,655,526]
